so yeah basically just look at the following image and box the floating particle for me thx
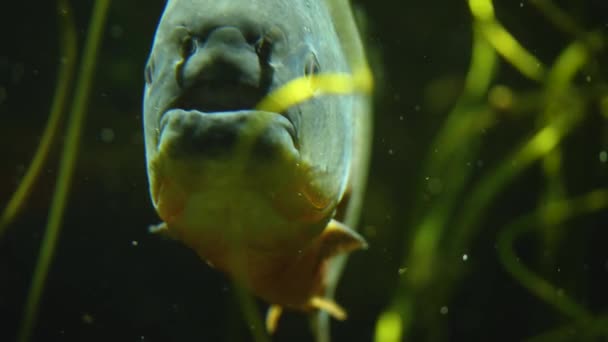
[440,306,449,315]
[111,24,124,39]
[100,128,115,143]
[462,254,468,261]
[82,313,94,324]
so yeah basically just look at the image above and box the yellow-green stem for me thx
[0,0,77,238]
[18,1,111,341]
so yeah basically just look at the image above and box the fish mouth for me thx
[157,80,298,160]
[158,74,298,143]
[171,79,267,114]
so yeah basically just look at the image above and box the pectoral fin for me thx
[318,219,368,260]
[305,220,364,322]
[262,220,365,334]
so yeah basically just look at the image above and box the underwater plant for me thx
[375,0,608,341]
[1,1,110,341]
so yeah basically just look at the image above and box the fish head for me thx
[142,0,354,255]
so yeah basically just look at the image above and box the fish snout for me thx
[177,26,262,92]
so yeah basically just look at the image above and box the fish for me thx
[142,0,373,336]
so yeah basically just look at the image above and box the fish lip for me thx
[158,108,298,150]
[157,72,299,149]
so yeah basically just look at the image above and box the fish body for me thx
[142,0,372,327]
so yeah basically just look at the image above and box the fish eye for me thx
[180,35,197,57]
[304,52,320,77]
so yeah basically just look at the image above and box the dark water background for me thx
[1,1,607,341]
